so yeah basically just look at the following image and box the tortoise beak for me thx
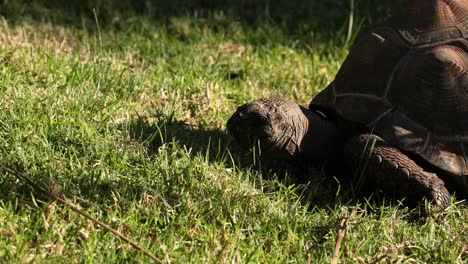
[227,103,269,149]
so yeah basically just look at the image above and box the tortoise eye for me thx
[255,115,268,125]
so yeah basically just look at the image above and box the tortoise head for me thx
[227,98,309,160]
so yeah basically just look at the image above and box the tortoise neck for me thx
[299,108,344,162]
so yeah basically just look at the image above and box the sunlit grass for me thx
[0,1,466,263]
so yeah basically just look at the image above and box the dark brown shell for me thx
[310,0,468,180]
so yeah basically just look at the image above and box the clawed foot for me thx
[344,133,451,209]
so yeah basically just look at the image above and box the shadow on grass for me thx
[124,112,233,163]
[123,114,461,220]
[0,112,433,224]
[123,112,346,208]
[0,0,406,50]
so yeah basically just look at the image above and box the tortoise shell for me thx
[310,0,468,178]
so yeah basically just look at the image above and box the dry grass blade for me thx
[0,163,164,264]
[331,203,359,264]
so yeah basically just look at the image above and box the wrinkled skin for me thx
[227,98,451,208]
[227,98,310,160]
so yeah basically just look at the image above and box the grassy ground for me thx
[0,0,466,263]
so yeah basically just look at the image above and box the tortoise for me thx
[226,0,468,208]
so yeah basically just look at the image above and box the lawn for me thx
[0,0,466,263]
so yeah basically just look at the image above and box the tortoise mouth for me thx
[226,106,275,151]
[227,98,306,160]
[227,111,297,159]
[227,114,267,145]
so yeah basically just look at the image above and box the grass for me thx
[0,0,466,263]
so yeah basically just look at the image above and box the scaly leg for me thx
[344,133,450,208]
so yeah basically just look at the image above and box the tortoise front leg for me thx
[344,133,450,208]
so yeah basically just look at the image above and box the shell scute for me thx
[311,0,468,176]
